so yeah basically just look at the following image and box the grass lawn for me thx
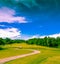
[4,43,60,64]
[0,45,32,59]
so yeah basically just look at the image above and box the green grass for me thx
[4,43,60,64]
[0,45,31,59]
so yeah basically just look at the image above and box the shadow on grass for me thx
[0,47,7,50]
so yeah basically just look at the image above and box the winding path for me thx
[0,49,40,64]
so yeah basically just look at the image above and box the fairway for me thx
[3,43,60,64]
[0,45,31,59]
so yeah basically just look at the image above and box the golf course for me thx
[0,43,60,64]
[0,0,60,64]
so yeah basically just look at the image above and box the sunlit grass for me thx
[4,43,60,64]
[0,44,31,59]
[42,56,60,64]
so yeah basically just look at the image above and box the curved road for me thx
[0,49,40,64]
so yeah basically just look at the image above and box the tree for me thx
[0,38,6,45]
[0,38,6,50]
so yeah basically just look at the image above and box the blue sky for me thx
[0,0,60,39]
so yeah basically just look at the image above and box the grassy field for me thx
[0,44,32,59]
[4,43,60,64]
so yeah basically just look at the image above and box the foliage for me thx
[0,37,60,48]
[26,37,60,47]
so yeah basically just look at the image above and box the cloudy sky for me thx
[0,0,60,39]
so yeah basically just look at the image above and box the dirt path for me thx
[0,49,40,64]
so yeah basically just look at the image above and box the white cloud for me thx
[20,34,40,40]
[0,27,60,40]
[40,36,46,38]
[0,28,21,39]
[48,33,60,38]
[20,34,31,40]
[0,7,27,23]
[39,33,60,38]
[31,35,39,38]
[24,33,60,40]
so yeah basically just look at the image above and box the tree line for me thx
[0,38,25,45]
[26,37,60,47]
[0,37,60,48]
